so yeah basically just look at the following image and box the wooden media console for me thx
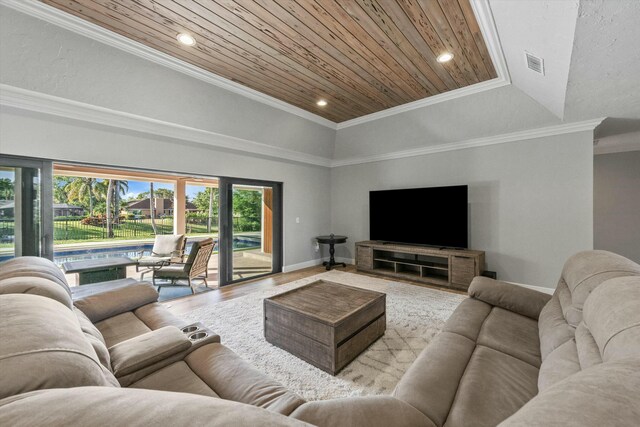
[355,241,485,291]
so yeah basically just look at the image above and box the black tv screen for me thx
[369,185,468,248]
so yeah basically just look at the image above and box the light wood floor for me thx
[163,264,465,315]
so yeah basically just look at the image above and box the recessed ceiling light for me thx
[316,99,328,107]
[437,52,454,63]
[177,33,196,46]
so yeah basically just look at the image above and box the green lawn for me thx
[0,218,221,247]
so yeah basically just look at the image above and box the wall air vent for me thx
[525,52,545,75]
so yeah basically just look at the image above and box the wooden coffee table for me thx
[264,279,386,375]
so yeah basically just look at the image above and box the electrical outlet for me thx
[295,217,300,224]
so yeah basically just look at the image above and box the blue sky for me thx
[123,181,205,200]
[1,171,206,200]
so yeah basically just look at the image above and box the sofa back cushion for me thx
[501,359,640,426]
[0,294,118,400]
[538,274,640,392]
[0,387,309,427]
[537,251,640,392]
[583,276,640,362]
[74,307,112,371]
[0,257,72,308]
[558,250,640,327]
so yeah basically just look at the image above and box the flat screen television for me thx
[369,185,468,249]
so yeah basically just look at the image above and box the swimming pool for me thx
[33,237,259,266]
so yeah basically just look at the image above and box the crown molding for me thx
[1,0,511,132]
[0,85,605,169]
[0,0,337,130]
[335,0,511,130]
[331,118,605,167]
[594,131,640,155]
[0,84,333,168]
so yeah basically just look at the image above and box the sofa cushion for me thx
[185,343,306,415]
[445,345,539,427]
[558,250,640,327]
[134,302,189,330]
[393,331,476,427]
[443,298,491,341]
[500,359,640,427]
[477,307,541,368]
[537,339,581,391]
[0,257,72,308]
[73,281,159,323]
[0,294,118,400]
[0,276,73,308]
[583,276,640,362]
[96,312,152,348]
[574,322,602,369]
[538,292,575,360]
[468,277,551,320]
[109,326,191,377]
[0,256,70,291]
[130,361,220,398]
[291,396,435,427]
[0,387,311,427]
[395,296,542,427]
[74,307,111,371]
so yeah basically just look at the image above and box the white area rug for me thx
[181,270,466,400]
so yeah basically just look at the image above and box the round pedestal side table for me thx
[315,234,348,271]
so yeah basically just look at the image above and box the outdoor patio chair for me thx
[152,238,214,294]
[136,234,186,279]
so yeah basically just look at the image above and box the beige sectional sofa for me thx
[1,251,639,426]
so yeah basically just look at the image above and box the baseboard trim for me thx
[507,281,554,295]
[282,257,354,273]
[335,257,355,265]
[282,258,325,273]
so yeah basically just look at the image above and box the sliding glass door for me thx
[218,178,282,285]
[0,156,53,260]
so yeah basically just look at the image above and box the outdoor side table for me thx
[62,257,137,285]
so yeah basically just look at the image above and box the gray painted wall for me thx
[0,6,335,159]
[0,110,330,269]
[594,151,640,262]
[333,85,560,160]
[331,131,594,288]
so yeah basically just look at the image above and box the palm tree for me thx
[207,187,215,233]
[105,179,128,238]
[0,178,14,200]
[106,179,114,238]
[149,182,157,234]
[66,177,97,216]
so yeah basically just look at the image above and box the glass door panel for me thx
[0,157,53,260]
[218,178,282,285]
[231,184,272,281]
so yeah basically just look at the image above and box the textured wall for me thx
[331,131,594,288]
[594,150,640,263]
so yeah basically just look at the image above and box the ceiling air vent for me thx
[525,52,545,75]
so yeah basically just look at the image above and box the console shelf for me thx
[356,241,485,291]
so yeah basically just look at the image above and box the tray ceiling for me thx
[41,0,498,123]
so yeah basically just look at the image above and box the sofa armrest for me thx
[290,396,435,427]
[73,281,159,323]
[468,276,552,320]
[109,326,191,377]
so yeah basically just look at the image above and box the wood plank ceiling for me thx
[41,0,498,123]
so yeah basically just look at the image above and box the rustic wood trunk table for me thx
[264,279,386,375]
